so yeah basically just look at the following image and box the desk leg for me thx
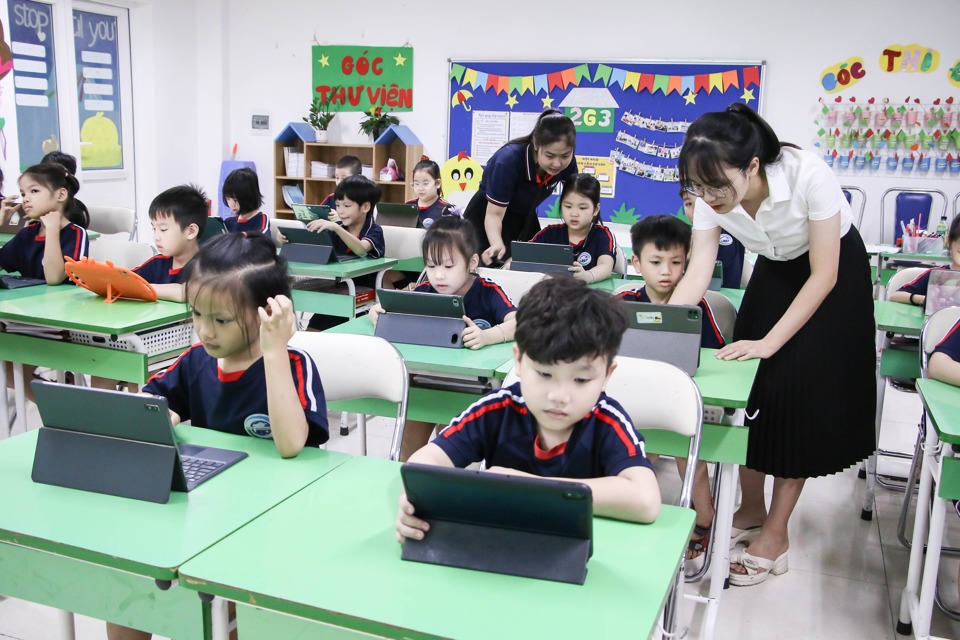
[0,361,9,438]
[12,361,26,435]
[210,596,230,640]
[864,330,889,520]
[898,428,938,634]
[701,462,737,640]
[57,609,76,640]
[917,481,947,640]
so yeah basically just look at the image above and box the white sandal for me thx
[728,548,788,586]
[730,525,762,548]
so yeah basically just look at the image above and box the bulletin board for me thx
[447,60,765,224]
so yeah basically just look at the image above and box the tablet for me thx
[377,288,464,318]
[291,203,332,223]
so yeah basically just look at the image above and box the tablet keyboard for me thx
[180,456,226,483]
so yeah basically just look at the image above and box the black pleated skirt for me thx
[735,227,876,478]
[463,191,541,259]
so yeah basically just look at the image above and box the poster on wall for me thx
[8,0,58,171]
[447,60,764,224]
[73,9,122,170]
[311,45,413,113]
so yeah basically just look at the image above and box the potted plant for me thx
[359,106,399,141]
[303,89,339,142]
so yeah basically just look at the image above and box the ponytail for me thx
[20,163,88,228]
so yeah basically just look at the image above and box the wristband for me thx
[497,325,507,343]
[910,293,919,306]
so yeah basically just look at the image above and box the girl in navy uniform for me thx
[369,216,517,459]
[463,109,578,264]
[143,233,328,455]
[0,163,89,284]
[530,173,616,283]
[890,216,960,307]
[405,157,458,229]
[672,104,876,586]
[222,167,271,236]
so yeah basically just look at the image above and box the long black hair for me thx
[678,103,798,189]
[422,215,479,268]
[509,108,576,150]
[20,163,89,228]
[560,173,602,224]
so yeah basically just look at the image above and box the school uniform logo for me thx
[244,414,273,438]
[577,252,592,266]
[473,318,492,330]
[422,217,435,229]
[719,233,734,247]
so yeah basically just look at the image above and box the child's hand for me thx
[258,294,297,352]
[395,492,430,542]
[569,261,588,280]
[368,303,385,326]
[327,210,341,222]
[1,197,21,223]
[39,209,63,231]
[306,219,336,233]
[277,231,288,244]
[461,316,487,350]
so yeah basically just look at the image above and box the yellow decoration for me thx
[541,95,554,109]
[683,91,697,105]
[318,54,330,67]
[80,112,121,169]
[625,71,641,91]
[741,88,755,104]
[948,58,960,89]
[505,93,518,109]
[393,52,406,66]
[879,44,940,73]
[520,76,534,96]
[441,153,483,204]
[708,73,723,93]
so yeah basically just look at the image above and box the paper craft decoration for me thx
[64,256,157,303]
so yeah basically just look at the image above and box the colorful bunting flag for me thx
[743,66,760,88]
[594,64,613,84]
[708,73,723,93]
[652,74,670,94]
[450,64,465,83]
[721,69,739,90]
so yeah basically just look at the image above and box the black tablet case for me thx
[510,241,574,274]
[375,290,466,348]
[400,463,593,584]
[619,302,702,376]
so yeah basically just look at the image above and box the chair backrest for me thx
[703,290,737,341]
[382,225,426,260]
[612,245,627,276]
[611,282,638,296]
[87,206,136,240]
[921,307,960,375]
[476,267,546,306]
[288,331,408,460]
[739,256,754,288]
[879,188,948,245]
[271,217,306,246]
[887,267,929,296]
[88,238,155,269]
[840,185,866,230]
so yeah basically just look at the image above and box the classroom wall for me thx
[140,0,959,243]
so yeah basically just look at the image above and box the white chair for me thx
[887,267,929,298]
[612,245,627,276]
[271,217,306,246]
[840,185,867,231]
[288,331,408,459]
[612,282,638,296]
[87,206,136,240]
[88,237,156,269]
[739,257,754,288]
[476,267,546,306]
[703,290,736,342]
[377,226,426,289]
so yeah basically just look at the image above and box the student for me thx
[616,213,723,558]
[395,276,661,543]
[889,216,960,306]
[681,188,745,289]
[529,173,616,283]
[133,184,208,302]
[462,109,578,264]
[319,154,363,208]
[0,163,89,284]
[671,103,875,586]
[222,167,270,235]
[406,156,457,229]
[305,175,385,331]
[41,150,77,175]
[930,318,960,385]
[369,216,517,460]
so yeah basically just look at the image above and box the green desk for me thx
[180,456,695,640]
[0,426,349,640]
[899,379,960,639]
[288,257,397,318]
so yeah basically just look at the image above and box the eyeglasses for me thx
[683,169,745,199]
[410,181,438,189]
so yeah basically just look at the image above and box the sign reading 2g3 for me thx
[565,107,614,133]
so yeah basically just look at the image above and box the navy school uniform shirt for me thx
[0,221,88,279]
[616,285,726,349]
[434,382,652,478]
[414,276,516,329]
[530,222,617,270]
[320,192,336,208]
[405,197,456,229]
[478,143,578,218]
[898,266,951,297]
[133,255,185,285]
[717,230,745,289]
[224,211,271,236]
[330,214,384,258]
[933,320,960,362]
[144,344,329,446]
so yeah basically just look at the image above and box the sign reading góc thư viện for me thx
[311,46,413,112]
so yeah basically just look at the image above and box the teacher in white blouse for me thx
[671,104,875,587]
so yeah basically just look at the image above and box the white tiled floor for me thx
[3,384,960,639]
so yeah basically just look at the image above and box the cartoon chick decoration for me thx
[440,152,483,211]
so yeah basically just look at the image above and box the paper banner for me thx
[609,67,627,88]
[534,74,548,94]
[463,68,478,88]
[509,76,522,94]
[625,71,641,91]
[681,76,695,95]
[667,75,683,95]
[450,64,465,83]
[722,69,739,90]
[594,64,613,84]
[574,64,590,83]
[485,74,499,93]
[520,76,535,95]
[561,67,577,89]
[639,74,655,93]
[474,71,487,90]
[548,72,564,91]
[497,75,511,94]
[743,66,760,88]
[708,73,723,93]
[652,74,670,95]
[695,74,710,93]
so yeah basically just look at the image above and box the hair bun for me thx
[420,154,430,161]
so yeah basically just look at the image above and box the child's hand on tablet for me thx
[395,493,430,542]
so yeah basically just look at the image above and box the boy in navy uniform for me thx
[618,214,726,349]
[681,189,744,289]
[890,216,960,307]
[222,167,271,235]
[319,155,363,209]
[395,276,661,542]
[133,184,207,301]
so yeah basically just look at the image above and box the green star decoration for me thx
[609,202,639,225]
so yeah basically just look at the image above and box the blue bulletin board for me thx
[447,60,765,224]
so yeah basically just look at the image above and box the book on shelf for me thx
[282,185,305,207]
[310,161,335,178]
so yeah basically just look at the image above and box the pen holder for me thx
[902,236,943,254]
